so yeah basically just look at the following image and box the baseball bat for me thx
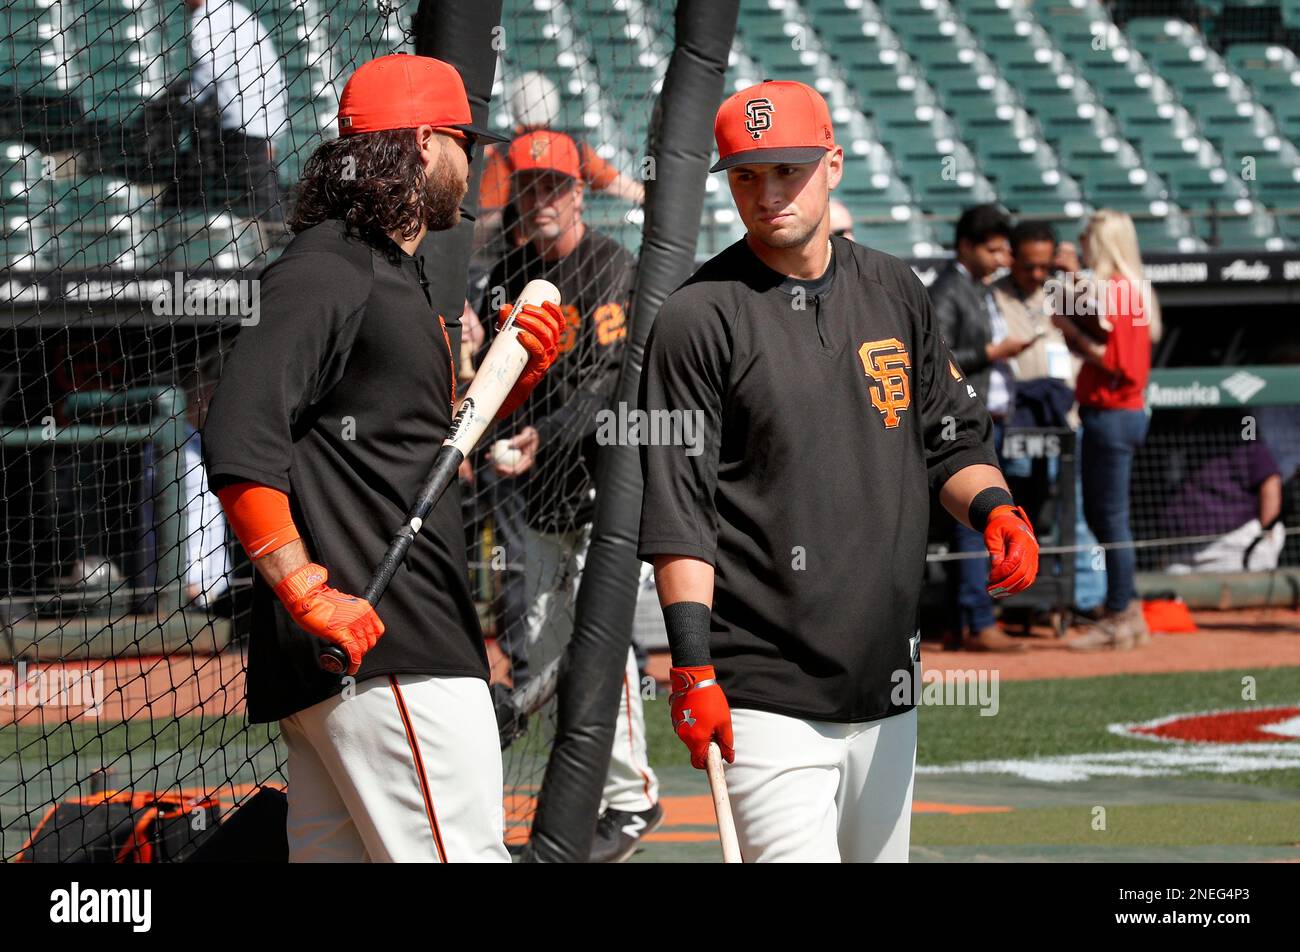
[317,279,562,673]
[706,741,741,864]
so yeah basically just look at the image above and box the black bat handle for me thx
[317,446,465,673]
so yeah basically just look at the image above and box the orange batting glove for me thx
[984,504,1039,597]
[273,563,384,676]
[496,301,564,420]
[670,665,735,770]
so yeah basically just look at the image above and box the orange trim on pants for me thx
[623,671,654,806]
[388,675,448,862]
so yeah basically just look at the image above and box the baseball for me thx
[492,440,524,468]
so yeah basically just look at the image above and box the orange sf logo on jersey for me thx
[857,338,911,428]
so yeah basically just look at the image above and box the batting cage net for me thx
[0,0,674,860]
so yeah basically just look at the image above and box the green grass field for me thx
[4,665,1299,861]
[636,666,1300,861]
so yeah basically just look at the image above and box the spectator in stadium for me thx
[482,129,661,861]
[1161,413,1285,573]
[993,222,1073,499]
[1054,210,1154,651]
[993,221,1108,615]
[828,198,855,240]
[150,0,287,221]
[1053,239,1081,276]
[930,204,1033,652]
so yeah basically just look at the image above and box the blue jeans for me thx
[952,421,1002,634]
[1079,406,1148,613]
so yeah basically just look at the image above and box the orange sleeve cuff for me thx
[214,482,301,561]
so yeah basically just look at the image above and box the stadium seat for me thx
[916,176,1000,217]
[1225,44,1300,99]
[855,215,942,257]
[168,210,267,271]
[1195,206,1288,249]
[1131,206,1205,253]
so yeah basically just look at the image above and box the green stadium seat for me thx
[1247,153,1300,207]
[1,140,46,195]
[1132,211,1203,253]
[1277,214,1300,244]
[1226,43,1300,98]
[1195,207,1286,249]
[168,210,267,271]
[2,218,55,271]
[916,177,1000,217]
[855,216,942,257]
[697,206,747,257]
[1165,165,1251,208]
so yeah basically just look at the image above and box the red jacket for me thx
[1076,276,1151,411]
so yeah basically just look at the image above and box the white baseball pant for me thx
[522,525,659,813]
[723,706,917,863]
[280,673,510,863]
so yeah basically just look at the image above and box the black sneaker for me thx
[589,802,664,863]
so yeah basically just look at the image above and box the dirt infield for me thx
[927,609,1300,681]
[4,609,1299,727]
[1,652,247,725]
[641,609,1300,684]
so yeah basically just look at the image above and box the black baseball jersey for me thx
[203,219,488,723]
[637,235,997,723]
[483,226,634,532]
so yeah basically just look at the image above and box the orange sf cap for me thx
[711,79,836,172]
[508,130,582,179]
[337,54,509,142]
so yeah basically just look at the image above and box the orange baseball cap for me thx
[711,80,836,172]
[337,54,509,142]
[508,130,582,180]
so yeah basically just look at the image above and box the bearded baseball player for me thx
[637,81,1040,863]
[203,54,562,862]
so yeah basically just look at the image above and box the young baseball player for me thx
[202,55,563,862]
[481,130,661,862]
[637,81,1040,863]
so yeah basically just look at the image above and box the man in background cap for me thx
[204,54,562,862]
[638,80,1039,861]
[475,129,662,862]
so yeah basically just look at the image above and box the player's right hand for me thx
[670,665,734,770]
[496,301,564,420]
[273,563,384,676]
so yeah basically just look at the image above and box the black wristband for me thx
[663,601,712,668]
[969,486,1015,532]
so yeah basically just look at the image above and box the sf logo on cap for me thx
[744,97,774,140]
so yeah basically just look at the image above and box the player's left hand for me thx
[983,504,1038,597]
[495,301,564,420]
[670,665,734,770]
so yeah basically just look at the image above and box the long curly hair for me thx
[288,128,460,243]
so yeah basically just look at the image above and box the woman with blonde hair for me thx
[1053,210,1155,650]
